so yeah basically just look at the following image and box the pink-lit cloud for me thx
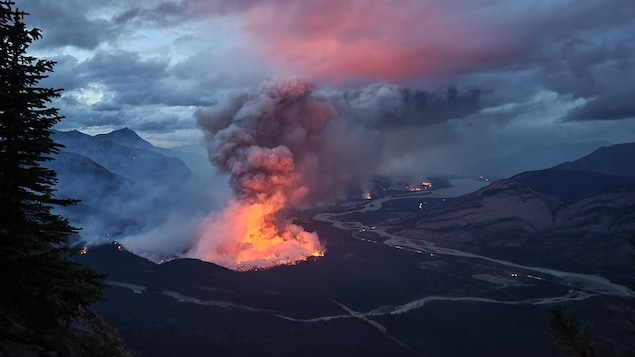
[241,0,524,82]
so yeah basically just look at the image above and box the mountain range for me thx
[52,128,192,183]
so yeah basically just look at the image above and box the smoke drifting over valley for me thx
[47,82,497,270]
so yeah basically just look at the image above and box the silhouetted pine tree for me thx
[0,0,104,330]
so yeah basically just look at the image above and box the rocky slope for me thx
[0,305,134,357]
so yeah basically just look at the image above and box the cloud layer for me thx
[14,0,635,170]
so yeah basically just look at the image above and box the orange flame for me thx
[190,192,324,271]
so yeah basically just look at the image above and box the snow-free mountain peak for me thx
[94,127,156,151]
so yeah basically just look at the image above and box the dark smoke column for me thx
[190,78,365,270]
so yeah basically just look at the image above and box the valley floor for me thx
[78,183,634,356]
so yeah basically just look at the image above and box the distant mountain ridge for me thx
[94,127,156,151]
[467,140,610,178]
[554,143,635,177]
[52,129,192,183]
[513,142,635,203]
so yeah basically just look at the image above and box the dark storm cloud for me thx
[45,55,84,91]
[54,102,197,135]
[525,13,635,122]
[18,0,123,50]
[43,49,216,133]
[77,50,170,106]
[325,84,486,130]
[547,40,635,122]
[105,0,259,29]
[477,1,635,123]
[563,84,635,121]
[122,0,256,23]
[56,109,127,129]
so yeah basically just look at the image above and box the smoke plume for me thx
[189,78,376,270]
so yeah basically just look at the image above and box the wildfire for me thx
[192,78,363,271]
[363,192,372,200]
[190,192,324,271]
[405,181,432,192]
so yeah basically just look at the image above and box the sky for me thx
[14,0,635,178]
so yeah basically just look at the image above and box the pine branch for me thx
[547,305,600,357]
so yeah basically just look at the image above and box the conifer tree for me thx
[0,0,104,329]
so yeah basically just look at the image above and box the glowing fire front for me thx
[190,193,324,271]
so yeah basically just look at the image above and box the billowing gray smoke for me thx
[327,83,484,129]
[196,78,379,206]
[189,78,378,270]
